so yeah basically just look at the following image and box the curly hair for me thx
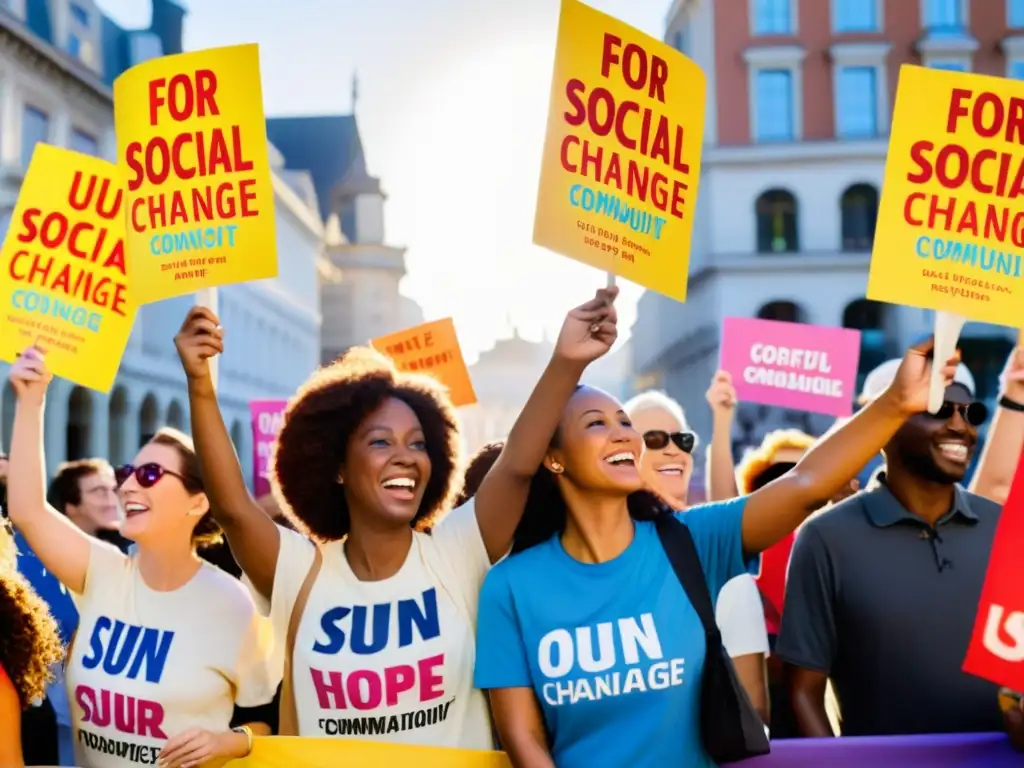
[736,429,816,495]
[510,414,672,554]
[454,441,504,508]
[149,428,223,549]
[0,528,63,709]
[271,347,461,542]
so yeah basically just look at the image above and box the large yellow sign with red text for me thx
[371,318,477,407]
[114,43,277,304]
[533,0,705,302]
[869,65,1024,327]
[0,145,133,392]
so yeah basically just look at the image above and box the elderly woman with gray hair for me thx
[623,374,771,725]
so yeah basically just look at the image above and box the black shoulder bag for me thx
[655,515,771,764]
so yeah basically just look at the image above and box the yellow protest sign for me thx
[0,144,133,392]
[114,43,277,304]
[533,0,705,301]
[222,737,511,768]
[868,65,1024,326]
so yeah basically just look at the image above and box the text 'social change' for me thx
[533,0,705,302]
[0,145,134,392]
[114,43,277,304]
[719,317,862,418]
[869,65,1024,326]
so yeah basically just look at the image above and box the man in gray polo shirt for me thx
[778,369,1011,738]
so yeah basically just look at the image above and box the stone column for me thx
[43,380,71,478]
[88,391,110,461]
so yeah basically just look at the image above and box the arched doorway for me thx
[166,400,184,431]
[66,387,92,460]
[840,184,879,251]
[139,393,159,447]
[842,299,890,393]
[755,189,799,253]
[756,300,806,323]
[108,387,129,466]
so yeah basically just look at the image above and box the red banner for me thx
[963,449,1024,689]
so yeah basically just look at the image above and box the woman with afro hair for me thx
[6,348,276,768]
[0,518,63,766]
[472,295,962,768]
[174,298,608,745]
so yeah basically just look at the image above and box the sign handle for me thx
[195,287,219,392]
[929,310,967,413]
[605,272,616,289]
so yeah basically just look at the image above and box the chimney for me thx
[149,0,185,55]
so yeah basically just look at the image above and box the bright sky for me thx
[96,0,672,361]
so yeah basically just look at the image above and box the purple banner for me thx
[250,400,287,498]
[739,733,1019,767]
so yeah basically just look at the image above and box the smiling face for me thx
[889,384,978,484]
[629,405,693,508]
[340,396,433,529]
[547,387,644,496]
[118,442,207,545]
[69,468,121,534]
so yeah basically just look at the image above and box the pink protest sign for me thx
[720,317,862,417]
[250,400,287,497]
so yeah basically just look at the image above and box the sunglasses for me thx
[925,401,988,426]
[114,463,186,490]
[643,430,695,454]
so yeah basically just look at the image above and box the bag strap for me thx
[278,545,323,736]
[654,516,720,641]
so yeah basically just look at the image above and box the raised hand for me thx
[8,346,52,406]
[174,306,224,381]
[554,286,619,365]
[882,337,959,416]
[706,370,737,416]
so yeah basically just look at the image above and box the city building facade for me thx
[631,0,1021,459]
[267,103,424,365]
[0,0,333,485]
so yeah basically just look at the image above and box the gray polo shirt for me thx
[776,479,1003,736]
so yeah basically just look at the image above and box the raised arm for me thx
[473,288,619,562]
[6,347,94,594]
[705,371,740,502]
[174,307,280,598]
[740,340,958,554]
[970,342,1024,503]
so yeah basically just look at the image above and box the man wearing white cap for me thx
[777,361,1023,742]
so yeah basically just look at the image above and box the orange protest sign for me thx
[113,43,277,304]
[372,318,477,407]
[533,0,705,301]
[0,144,134,392]
[868,65,1024,326]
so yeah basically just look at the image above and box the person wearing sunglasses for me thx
[5,347,275,768]
[623,387,770,725]
[778,364,1024,746]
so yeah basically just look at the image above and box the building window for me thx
[840,184,879,251]
[755,189,799,253]
[129,31,163,66]
[70,128,98,156]
[757,301,805,323]
[842,299,890,393]
[754,70,794,141]
[832,0,880,32]
[929,59,968,71]
[21,106,50,168]
[836,67,878,138]
[1012,0,1024,28]
[922,0,966,34]
[753,0,795,35]
[67,1,93,62]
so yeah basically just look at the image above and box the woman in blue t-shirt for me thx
[473,287,960,768]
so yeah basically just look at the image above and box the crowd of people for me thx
[0,286,1022,767]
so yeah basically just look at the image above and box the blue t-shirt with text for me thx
[474,498,749,768]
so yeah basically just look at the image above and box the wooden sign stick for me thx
[929,310,967,413]
[605,271,616,289]
[196,287,219,391]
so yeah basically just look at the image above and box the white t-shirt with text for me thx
[67,540,276,767]
[258,502,493,748]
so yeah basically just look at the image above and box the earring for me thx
[550,462,564,474]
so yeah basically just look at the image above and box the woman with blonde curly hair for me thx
[174,299,602,744]
[0,519,63,767]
